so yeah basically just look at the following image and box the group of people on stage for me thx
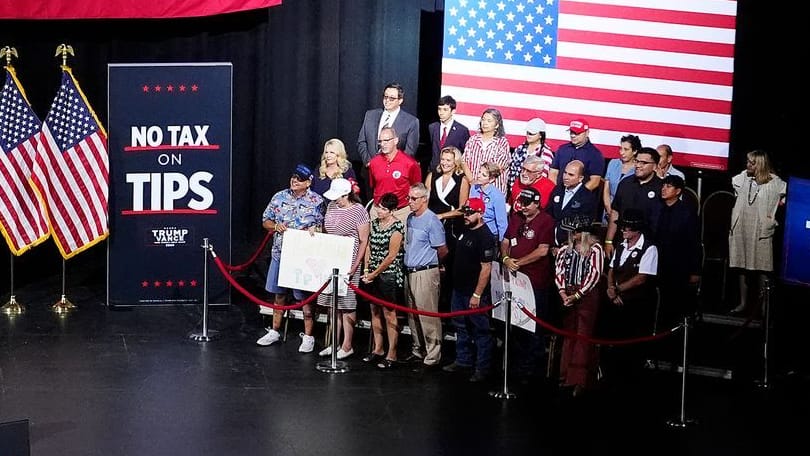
[255,82,787,397]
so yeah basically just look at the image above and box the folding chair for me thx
[700,190,735,304]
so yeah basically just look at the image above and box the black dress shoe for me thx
[362,353,384,363]
[404,352,424,363]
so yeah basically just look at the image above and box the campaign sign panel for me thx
[107,63,232,306]
[781,176,810,287]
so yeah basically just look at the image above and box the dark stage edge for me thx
[1,281,808,456]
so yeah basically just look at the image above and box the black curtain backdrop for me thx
[0,0,803,289]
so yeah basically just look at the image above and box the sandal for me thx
[362,353,384,363]
[377,358,397,370]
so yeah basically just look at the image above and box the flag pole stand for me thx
[190,238,219,342]
[2,254,25,316]
[52,259,76,314]
[317,268,349,374]
[490,288,517,400]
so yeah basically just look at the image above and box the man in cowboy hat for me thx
[602,208,659,386]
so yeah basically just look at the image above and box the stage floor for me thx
[1,273,809,456]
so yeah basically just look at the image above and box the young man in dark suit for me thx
[428,95,470,171]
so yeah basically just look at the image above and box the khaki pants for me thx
[406,267,442,365]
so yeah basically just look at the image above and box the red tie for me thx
[440,126,447,147]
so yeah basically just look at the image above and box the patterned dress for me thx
[317,201,369,310]
[728,172,787,272]
[367,218,405,288]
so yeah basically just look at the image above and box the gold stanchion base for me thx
[1,296,25,316]
[52,296,77,314]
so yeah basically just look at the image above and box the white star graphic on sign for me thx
[523,52,533,62]
[515,22,524,32]
[524,33,533,42]
[544,34,553,44]
[448,45,458,54]
[449,6,459,16]
[467,47,476,56]
[486,49,495,58]
[477,38,485,47]
[497,1,505,11]
[504,50,514,60]
[543,54,552,64]
[495,40,504,49]
[449,25,458,35]
[545,15,554,25]
[487,29,495,39]
[505,31,514,40]
[496,20,505,30]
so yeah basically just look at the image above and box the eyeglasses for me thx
[377,137,396,144]
[382,96,400,102]
[462,209,478,216]
[407,195,425,201]
[521,166,540,174]
[620,226,639,231]
[518,197,537,206]
[633,159,656,165]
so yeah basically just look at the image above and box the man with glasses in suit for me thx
[356,83,420,200]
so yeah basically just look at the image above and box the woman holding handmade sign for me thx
[317,178,370,360]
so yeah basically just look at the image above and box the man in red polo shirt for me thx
[368,126,422,221]
[509,154,556,212]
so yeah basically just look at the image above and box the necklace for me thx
[747,179,759,205]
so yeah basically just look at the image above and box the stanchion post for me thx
[190,238,219,342]
[52,259,76,315]
[317,268,349,373]
[490,290,516,399]
[666,316,697,428]
[2,254,24,316]
[755,278,772,390]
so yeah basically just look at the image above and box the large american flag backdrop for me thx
[32,68,109,259]
[441,0,737,170]
[0,68,50,255]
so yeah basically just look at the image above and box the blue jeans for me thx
[450,290,493,373]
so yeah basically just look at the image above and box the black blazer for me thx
[547,184,597,246]
[427,119,471,171]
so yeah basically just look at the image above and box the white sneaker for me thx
[256,328,280,346]
[319,346,332,357]
[298,333,315,353]
[337,348,354,360]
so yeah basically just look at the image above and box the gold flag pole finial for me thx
[0,46,18,67]
[54,44,74,68]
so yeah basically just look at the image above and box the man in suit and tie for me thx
[356,83,420,200]
[547,160,597,247]
[428,95,470,171]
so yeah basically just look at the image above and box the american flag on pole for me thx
[441,0,737,170]
[0,67,50,255]
[32,68,109,259]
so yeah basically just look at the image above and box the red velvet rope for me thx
[222,231,273,272]
[517,305,681,346]
[212,256,328,310]
[348,282,498,317]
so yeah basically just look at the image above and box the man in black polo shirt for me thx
[604,146,664,257]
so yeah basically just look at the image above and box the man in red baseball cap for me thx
[442,196,497,382]
[548,117,605,194]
